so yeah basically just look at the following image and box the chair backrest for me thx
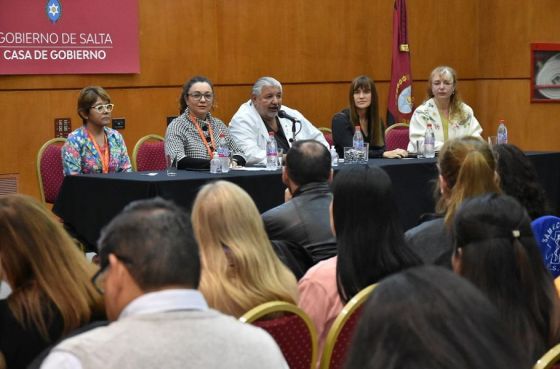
[132,134,166,171]
[320,284,377,369]
[36,138,66,204]
[319,127,334,147]
[534,342,560,369]
[240,301,318,369]
[531,215,560,278]
[384,123,410,151]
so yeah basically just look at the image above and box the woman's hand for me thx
[383,149,408,159]
[230,159,243,169]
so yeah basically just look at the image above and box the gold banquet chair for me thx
[534,343,560,369]
[384,123,410,151]
[320,284,377,369]
[36,137,67,204]
[240,301,318,369]
[132,134,166,171]
[319,127,334,147]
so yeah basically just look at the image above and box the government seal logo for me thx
[46,0,62,23]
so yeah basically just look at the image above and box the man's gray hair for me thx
[251,76,283,97]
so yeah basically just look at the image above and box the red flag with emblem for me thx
[387,0,413,125]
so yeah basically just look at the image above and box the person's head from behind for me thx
[251,76,283,122]
[77,86,113,125]
[0,194,101,336]
[191,181,296,316]
[283,140,332,191]
[493,144,550,219]
[96,197,200,321]
[344,265,530,369]
[452,193,560,360]
[436,136,500,224]
[332,165,419,302]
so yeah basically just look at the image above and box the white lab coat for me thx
[229,100,329,165]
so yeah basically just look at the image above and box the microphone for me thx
[278,110,299,143]
[278,110,299,123]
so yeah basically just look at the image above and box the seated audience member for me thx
[452,193,560,362]
[165,76,246,170]
[298,165,420,356]
[262,140,337,279]
[344,266,530,369]
[407,66,482,153]
[62,86,132,175]
[332,75,407,158]
[191,181,298,318]
[0,195,103,369]
[493,143,551,219]
[405,136,500,267]
[41,198,289,369]
[229,76,328,165]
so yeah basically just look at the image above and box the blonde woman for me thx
[0,195,103,369]
[405,136,500,267]
[407,66,482,152]
[192,181,298,317]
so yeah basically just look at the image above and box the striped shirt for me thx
[165,108,245,161]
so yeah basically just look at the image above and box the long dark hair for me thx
[348,75,384,146]
[344,266,530,369]
[333,165,420,302]
[494,144,550,219]
[453,193,560,361]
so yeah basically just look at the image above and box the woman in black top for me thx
[332,75,407,159]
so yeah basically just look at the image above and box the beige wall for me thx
[1,0,559,198]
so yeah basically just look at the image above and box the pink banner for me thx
[0,0,139,75]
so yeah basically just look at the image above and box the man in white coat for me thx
[229,76,329,166]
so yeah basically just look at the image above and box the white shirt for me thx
[229,100,329,165]
[40,289,208,369]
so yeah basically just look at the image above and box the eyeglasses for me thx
[91,264,109,294]
[90,103,115,113]
[91,253,132,294]
[188,93,214,101]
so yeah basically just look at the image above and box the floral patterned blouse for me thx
[407,98,482,152]
[62,126,132,176]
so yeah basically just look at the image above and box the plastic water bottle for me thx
[217,133,230,173]
[210,151,222,174]
[266,132,278,170]
[497,120,508,144]
[353,126,364,149]
[424,123,435,158]
[330,145,339,167]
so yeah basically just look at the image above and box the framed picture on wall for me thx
[531,43,560,102]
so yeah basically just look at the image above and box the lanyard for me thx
[190,113,215,158]
[87,129,109,173]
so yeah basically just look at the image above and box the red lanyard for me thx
[190,113,215,158]
[87,129,109,173]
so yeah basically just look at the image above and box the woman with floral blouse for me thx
[407,66,482,153]
[62,86,132,176]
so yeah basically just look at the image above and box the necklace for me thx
[189,112,216,158]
